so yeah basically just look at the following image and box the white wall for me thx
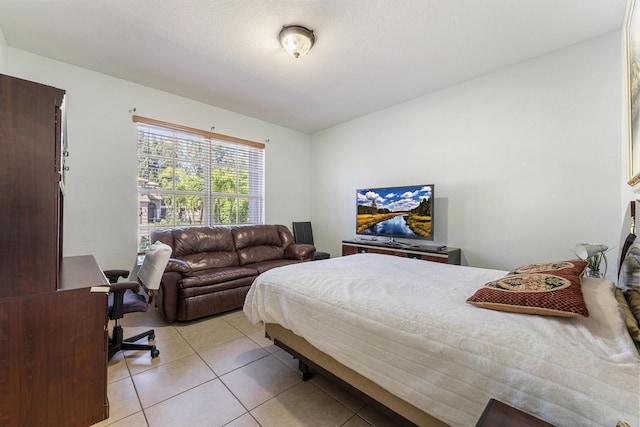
[311,32,625,278]
[7,49,312,271]
[0,26,7,73]
[5,30,633,281]
[620,23,638,243]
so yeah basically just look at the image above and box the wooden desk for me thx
[476,399,555,427]
[0,256,109,426]
[60,254,110,289]
[0,76,108,426]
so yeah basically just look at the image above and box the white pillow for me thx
[138,241,172,290]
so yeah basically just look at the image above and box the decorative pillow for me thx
[467,260,589,317]
[625,289,640,326]
[508,260,587,277]
[615,289,640,352]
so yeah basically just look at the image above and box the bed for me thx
[243,252,640,426]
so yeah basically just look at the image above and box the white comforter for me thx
[243,253,640,427]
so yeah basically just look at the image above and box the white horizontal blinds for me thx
[209,139,265,224]
[135,117,265,251]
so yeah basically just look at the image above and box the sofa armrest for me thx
[165,258,192,275]
[155,271,182,323]
[285,243,316,261]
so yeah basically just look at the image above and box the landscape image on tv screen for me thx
[356,184,434,240]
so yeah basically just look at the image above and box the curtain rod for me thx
[132,115,266,149]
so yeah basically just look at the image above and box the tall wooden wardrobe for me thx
[0,74,109,426]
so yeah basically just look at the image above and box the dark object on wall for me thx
[292,221,330,260]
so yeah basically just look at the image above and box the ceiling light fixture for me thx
[279,25,315,59]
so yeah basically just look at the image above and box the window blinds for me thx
[135,117,265,251]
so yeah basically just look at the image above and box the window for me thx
[135,116,265,251]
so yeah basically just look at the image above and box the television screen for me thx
[356,184,434,241]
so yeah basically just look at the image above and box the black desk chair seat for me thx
[292,221,330,260]
[104,269,159,360]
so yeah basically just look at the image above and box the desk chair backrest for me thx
[138,241,172,293]
[292,221,330,261]
[292,221,315,245]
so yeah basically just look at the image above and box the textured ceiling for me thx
[0,0,628,134]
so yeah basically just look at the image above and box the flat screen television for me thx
[356,184,434,241]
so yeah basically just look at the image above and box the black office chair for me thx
[292,221,330,260]
[103,270,160,360]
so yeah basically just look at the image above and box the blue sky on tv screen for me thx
[357,185,433,212]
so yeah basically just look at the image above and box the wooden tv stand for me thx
[342,239,461,265]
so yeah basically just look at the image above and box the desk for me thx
[0,255,109,426]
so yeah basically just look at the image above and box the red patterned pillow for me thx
[467,260,589,317]
[508,260,587,277]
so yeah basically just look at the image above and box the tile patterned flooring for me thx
[91,307,398,427]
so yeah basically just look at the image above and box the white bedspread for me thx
[243,254,640,427]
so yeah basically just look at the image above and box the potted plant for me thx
[575,243,609,279]
[585,252,605,278]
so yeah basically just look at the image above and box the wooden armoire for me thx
[0,74,109,426]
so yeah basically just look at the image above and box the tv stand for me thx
[342,239,461,265]
[383,240,404,249]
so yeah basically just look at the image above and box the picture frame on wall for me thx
[626,0,640,191]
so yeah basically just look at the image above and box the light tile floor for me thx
[91,307,398,427]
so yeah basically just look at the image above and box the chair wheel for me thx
[151,348,160,358]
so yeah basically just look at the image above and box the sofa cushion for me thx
[233,225,286,265]
[237,246,285,265]
[276,224,295,247]
[232,225,282,249]
[173,226,236,255]
[244,258,308,274]
[172,226,239,270]
[180,266,258,289]
[181,251,239,272]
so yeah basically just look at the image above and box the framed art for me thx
[626,0,640,191]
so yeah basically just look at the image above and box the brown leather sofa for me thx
[150,224,315,322]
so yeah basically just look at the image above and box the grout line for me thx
[108,308,378,427]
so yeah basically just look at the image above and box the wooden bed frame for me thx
[265,323,449,427]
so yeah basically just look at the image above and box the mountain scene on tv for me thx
[357,185,433,238]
